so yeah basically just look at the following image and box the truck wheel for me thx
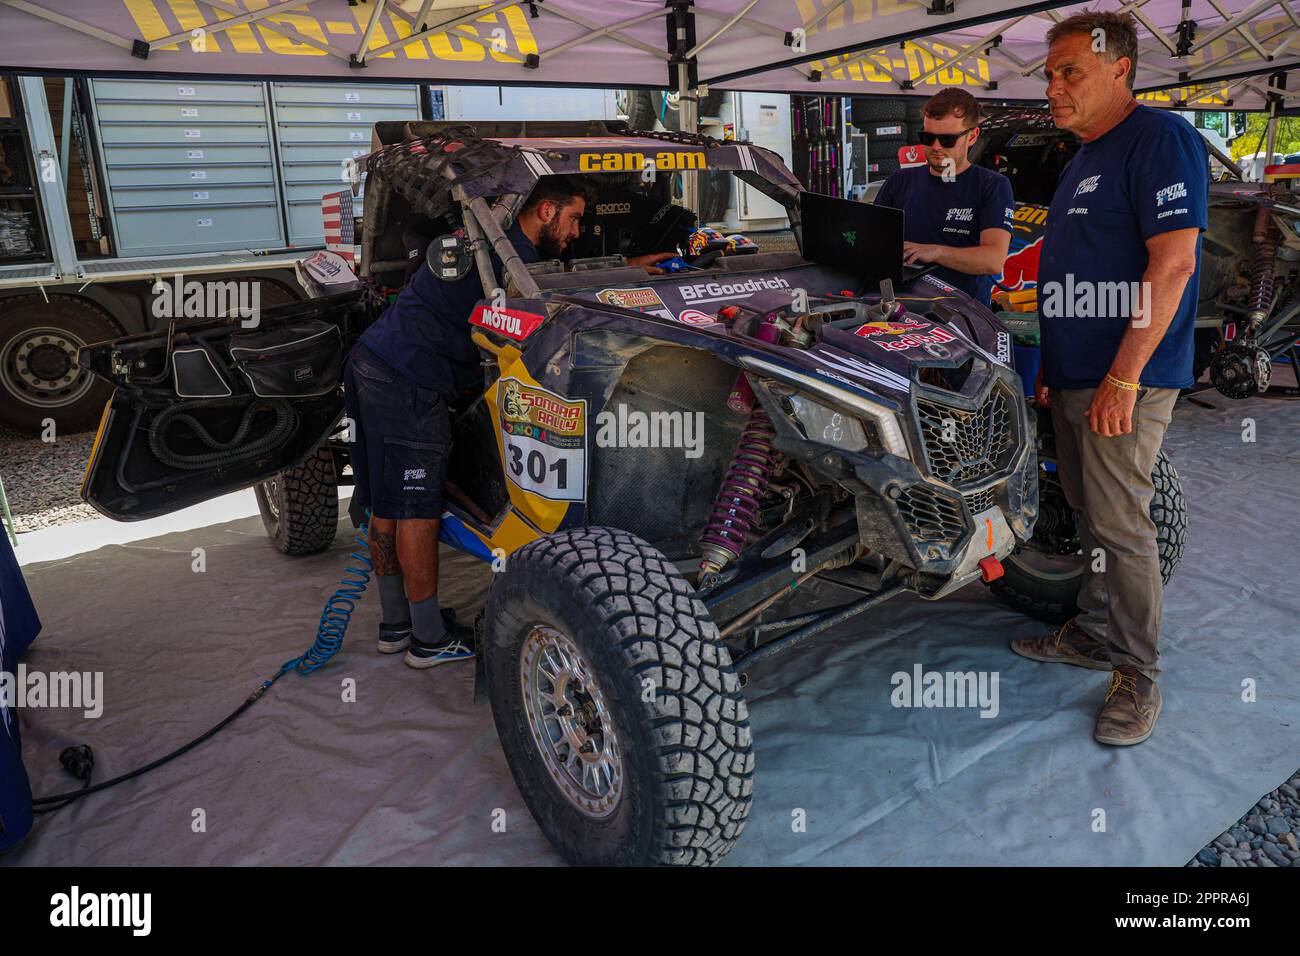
[254,444,338,555]
[485,526,754,866]
[0,295,120,435]
[991,450,1186,624]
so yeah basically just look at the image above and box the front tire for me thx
[485,527,754,866]
[991,449,1186,624]
[254,444,338,555]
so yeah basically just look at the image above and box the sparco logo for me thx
[679,276,791,302]
[595,202,631,215]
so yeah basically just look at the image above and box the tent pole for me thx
[677,61,699,217]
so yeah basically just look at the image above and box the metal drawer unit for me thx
[270,83,421,247]
[89,79,284,256]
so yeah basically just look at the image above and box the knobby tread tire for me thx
[255,444,338,555]
[486,526,754,866]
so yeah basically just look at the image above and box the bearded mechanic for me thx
[346,175,676,668]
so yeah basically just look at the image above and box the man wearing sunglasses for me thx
[872,88,1013,304]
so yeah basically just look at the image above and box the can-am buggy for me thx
[79,119,1178,866]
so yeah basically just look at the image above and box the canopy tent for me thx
[0,0,1295,112]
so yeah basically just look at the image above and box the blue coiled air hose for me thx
[273,508,374,680]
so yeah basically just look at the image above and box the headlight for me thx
[786,394,872,452]
[738,355,911,459]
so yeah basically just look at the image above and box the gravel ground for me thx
[1188,769,1300,867]
[0,424,98,534]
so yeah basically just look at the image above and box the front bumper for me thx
[756,363,1039,597]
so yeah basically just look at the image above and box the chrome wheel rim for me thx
[519,625,623,819]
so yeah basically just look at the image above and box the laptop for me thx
[798,191,934,292]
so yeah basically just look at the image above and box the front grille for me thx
[916,386,1016,485]
[896,484,966,547]
[963,488,996,515]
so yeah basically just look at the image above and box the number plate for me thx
[498,378,586,502]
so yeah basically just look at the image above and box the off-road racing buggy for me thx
[77,119,1179,866]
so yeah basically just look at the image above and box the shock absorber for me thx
[699,406,780,580]
[1246,205,1278,330]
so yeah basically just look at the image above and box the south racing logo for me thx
[1073,174,1102,198]
[1155,182,1187,206]
[945,207,973,222]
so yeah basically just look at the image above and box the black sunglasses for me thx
[917,126,978,148]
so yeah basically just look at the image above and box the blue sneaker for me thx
[377,621,412,654]
[403,634,474,669]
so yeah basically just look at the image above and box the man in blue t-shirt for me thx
[348,175,673,670]
[874,88,1014,304]
[1009,11,1207,747]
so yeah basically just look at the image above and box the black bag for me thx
[228,321,343,398]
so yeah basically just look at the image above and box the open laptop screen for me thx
[798,191,905,291]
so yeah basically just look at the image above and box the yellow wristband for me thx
[1105,374,1139,391]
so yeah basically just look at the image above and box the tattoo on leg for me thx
[370,529,399,575]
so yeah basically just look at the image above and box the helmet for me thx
[686,226,729,257]
[721,233,758,255]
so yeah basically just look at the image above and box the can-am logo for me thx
[470,305,546,341]
[678,276,791,303]
[1155,182,1187,206]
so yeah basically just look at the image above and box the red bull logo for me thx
[854,317,929,338]
[996,236,1043,292]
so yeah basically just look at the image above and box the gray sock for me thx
[376,574,410,628]
[411,595,448,647]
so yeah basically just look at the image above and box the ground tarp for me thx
[4,387,1298,866]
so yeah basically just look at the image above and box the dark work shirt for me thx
[1038,105,1207,389]
[874,162,1014,301]
[359,222,540,401]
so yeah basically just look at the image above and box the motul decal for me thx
[471,305,546,341]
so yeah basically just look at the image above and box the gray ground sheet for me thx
[5,392,1298,866]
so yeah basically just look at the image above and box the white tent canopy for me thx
[0,0,1295,111]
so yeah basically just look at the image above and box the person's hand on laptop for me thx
[903,241,943,266]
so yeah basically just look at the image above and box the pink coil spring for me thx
[699,408,780,573]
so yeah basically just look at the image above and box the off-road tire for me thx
[485,526,754,866]
[254,444,338,555]
[0,295,121,434]
[851,98,906,123]
[991,450,1186,624]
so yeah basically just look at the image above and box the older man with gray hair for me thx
[1009,11,1207,746]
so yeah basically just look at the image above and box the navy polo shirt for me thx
[1038,105,1208,389]
[874,162,1014,300]
[360,222,540,401]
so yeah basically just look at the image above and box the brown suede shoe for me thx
[1094,667,1162,746]
[1009,618,1111,670]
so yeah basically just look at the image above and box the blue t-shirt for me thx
[874,163,1014,300]
[360,222,540,400]
[1038,105,1208,389]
